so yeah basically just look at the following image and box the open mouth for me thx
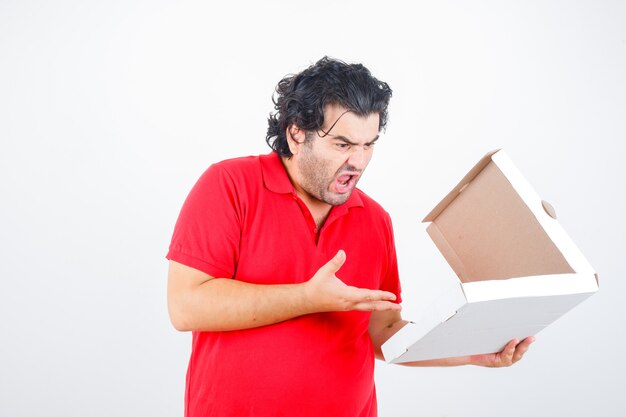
[334,172,360,194]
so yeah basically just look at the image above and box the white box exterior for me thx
[382,150,598,364]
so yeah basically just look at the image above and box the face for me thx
[288,104,380,207]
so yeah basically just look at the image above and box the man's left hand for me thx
[468,336,536,367]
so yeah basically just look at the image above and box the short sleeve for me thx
[166,163,241,278]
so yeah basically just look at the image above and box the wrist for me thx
[297,281,317,315]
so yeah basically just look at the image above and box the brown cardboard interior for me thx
[427,161,574,283]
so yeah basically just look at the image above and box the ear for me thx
[286,124,306,155]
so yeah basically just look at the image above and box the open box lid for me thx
[423,149,596,287]
[382,149,598,364]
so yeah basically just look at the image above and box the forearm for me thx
[169,252,399,333]
[170,278,311,332]
[399,338,535,368]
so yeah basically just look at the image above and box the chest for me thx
[234,192,389,290]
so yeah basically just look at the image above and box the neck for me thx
[301,194,332,230]
[281,156,333,229]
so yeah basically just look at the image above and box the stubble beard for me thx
[298,143,354,206]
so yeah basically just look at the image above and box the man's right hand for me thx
[302,250,401,314]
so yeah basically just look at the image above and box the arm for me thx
[168,250,401,332]
[368,310,535,367]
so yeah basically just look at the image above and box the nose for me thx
[347,146,372,169]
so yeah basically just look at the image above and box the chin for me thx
[323,193,351,206]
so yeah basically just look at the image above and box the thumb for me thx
[323,250,346,274]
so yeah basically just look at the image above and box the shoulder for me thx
[182,156,264,206]
[209,155,262,176]
[197,155,263,187]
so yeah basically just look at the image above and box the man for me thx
[167,57,534,417]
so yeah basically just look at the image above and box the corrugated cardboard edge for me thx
[423,149,501,222]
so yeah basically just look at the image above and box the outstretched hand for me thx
[469,337,536,367]
[303,250,401,314]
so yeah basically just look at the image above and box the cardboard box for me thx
[382,149,598,364]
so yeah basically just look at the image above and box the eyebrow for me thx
[331,134,380,146]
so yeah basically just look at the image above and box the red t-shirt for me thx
[167,152,401,417]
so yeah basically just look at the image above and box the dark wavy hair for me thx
[266,56,393,157]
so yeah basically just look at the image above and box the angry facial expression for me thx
[289,104,380,207]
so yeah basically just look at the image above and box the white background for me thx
[1,1,625,416]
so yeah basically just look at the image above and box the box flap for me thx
[490,151,596,277]
[423,149,500,222]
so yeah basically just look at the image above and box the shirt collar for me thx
[260,152,364,209]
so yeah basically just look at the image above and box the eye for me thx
[335,143,350,151]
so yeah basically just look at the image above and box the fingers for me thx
[472,337,536,368]
[348,286,397,302]
[497,337,535,367]
[310,250,400,313]
[504,339,518,356]
[512,336,535,363]
[319,250,346,275]
[496,339,518,366]
[344,286,399,311]
[353,300,402,312]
